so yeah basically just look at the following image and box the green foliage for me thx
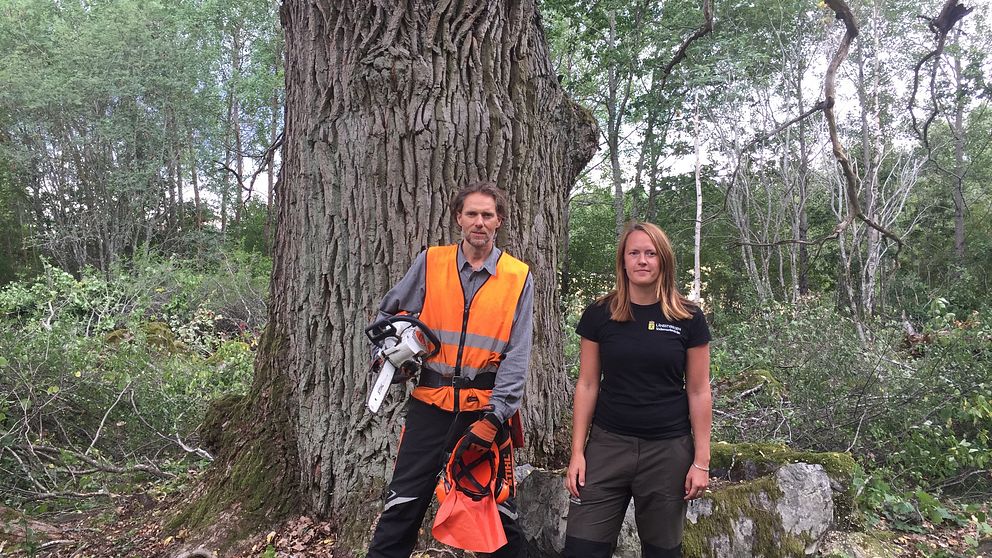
[565,187,617,302]
[0,0,282,274]
[711,296,992,504]
[0,250,267,509]
[854,468,992,542]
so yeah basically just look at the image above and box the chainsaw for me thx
[364,315,441,413]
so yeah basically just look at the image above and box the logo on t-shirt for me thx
[648,321,682,335]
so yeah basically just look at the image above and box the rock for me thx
[515,465,568,557]
[517,463,836,558]
[817,531,900,558]
[776,464,834,547]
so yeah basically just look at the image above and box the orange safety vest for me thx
[411,245,529,412]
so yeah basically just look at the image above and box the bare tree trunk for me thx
[167,111,177,232]
[951,34,967,264]
[190,132,202,230]
[222,88,232,234]
[606,12,626,236]
[188,0,598,546]
[856,41,882,316]
[690,96,702,302]
[797,104,810,296]
[232,26,245,226]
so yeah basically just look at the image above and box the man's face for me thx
[456,192,502,251]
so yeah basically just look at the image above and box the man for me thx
[367,182,533,558]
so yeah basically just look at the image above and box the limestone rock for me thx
[516,463,836,558]
[776,464,834,546]
[817,531,901,558]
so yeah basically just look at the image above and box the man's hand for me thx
[390,362,419,384]
[453,411,502,463]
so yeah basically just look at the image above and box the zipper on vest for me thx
[453,301,470,413]
[454,274,491,376]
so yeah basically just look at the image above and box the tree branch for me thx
[822,0,904,252]
[11,444,174,480]
[908,0,973,149]
[657,0,714,92]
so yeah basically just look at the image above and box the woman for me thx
[564,222,712,558]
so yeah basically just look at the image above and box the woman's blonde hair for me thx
[602,222,694,322]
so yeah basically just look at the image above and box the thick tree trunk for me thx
[192,0,598,547]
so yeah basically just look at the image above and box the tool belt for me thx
[418,369,497,390]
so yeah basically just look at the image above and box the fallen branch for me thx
[20,489,114,502]
[934,468,991,490]
[85,380,132,456]
[129,390,214,461]
[736,383,765,400]
[11,444,174,480]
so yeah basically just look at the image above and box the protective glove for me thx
[452,410,503,464]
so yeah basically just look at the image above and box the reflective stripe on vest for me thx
[419,245,529,380]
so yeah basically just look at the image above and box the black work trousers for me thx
[367,397,525,558]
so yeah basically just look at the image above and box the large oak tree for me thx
[185,0,598,545]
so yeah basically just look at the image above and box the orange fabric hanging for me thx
[432,488,507,553]
[432,432,510,553]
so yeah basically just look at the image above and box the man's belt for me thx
[418,369,497,390]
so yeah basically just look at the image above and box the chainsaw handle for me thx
[365,315,441,358]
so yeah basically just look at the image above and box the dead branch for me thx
[710,2,907,257]
[10,444,174,480]
[215,130,284,210]
[934,468,991,490]
[245,130,285,201]
[20,489,114,502]
[822,0,904,252]
[129,390,214,461]
[85,380,132,456]
[745,101,829,153]
[909,0,973,149]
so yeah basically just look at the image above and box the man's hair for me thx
[450,182,508,222]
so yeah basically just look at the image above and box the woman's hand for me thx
[684,464,709,500]
[565,453,586,499]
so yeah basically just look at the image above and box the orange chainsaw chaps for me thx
[432,489,507,553]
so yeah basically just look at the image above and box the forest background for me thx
[0,0,991,555]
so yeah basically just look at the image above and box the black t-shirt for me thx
[576,299,711,440]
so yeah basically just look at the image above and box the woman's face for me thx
[623,230,661,288]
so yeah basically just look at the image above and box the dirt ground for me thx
[2,492,989,558]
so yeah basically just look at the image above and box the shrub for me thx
[0,254,263,509]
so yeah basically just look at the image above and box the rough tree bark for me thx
[185,0,598,547]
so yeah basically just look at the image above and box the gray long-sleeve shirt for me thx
[373,244,534,422]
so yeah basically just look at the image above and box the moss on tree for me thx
[166,327,300,545]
